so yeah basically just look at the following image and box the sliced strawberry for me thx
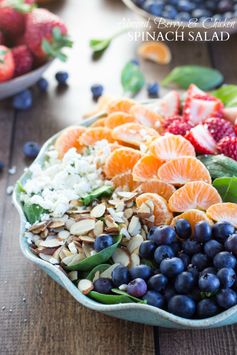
[185,124,217,154]
[148,91,180,118]
[185,84,205,100]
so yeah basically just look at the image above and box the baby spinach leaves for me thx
[81,185,113,206]
[86,264,111,281]
[23,203,48,224]
[212,85,237,107]
[213,177,237,203]
[121,61,145,96]
[198,155,237,179]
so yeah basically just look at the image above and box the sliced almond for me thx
[129,253,140,268]
[58,230,70,240]
[100,263,120,279]
[65,218,76,230]
[68,270,78,281]
[82,242,94,257]
[70,219,95,235]
[119,284,128,291]
[90,203,106,218]
[59,247,73,259]
[124,208,134,219]
[78,279,94,295]
[104,215,118,229]
[29,221,48,234]
[116,201,125,212]
[137,202,152,219]
[128,216,141,237]
[120,227,131,240]
[79,236,95,243]
[112,248,130,266]
[107,208,124,223]
[68,242,78,254]
[67,252,86,266]
[61,254,75,265]
[127,234,143,254]
[117,191,137,201]
[39,238,63,248]
[105,226,120,234]
[94,220,104,236]
[48,220,65,229]
[39,253,59,264]
[40,229,49,239]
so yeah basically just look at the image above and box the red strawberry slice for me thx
[185,124,217,154]
[185,84,205,100]
[148,91,180,118]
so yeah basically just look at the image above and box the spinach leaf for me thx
[16,180,26,193]
[65,235,121,272]
[213,177,237,203]
[198,155,237,179]
[86,264,111,281]
[121,61,145,96]
[162,65,223,91]
[89,28,130,56]
[212,85,237,107]
[111,288,147,304]
[88,291,134,304]
[81,185,114,206]
[23,203,48,224]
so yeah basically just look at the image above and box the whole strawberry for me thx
[12,45,33,77]
[217,137,237,161]
[0,45,15,82]
[204,117,236,142]
[25,8,72,61]
[0,0,35,39]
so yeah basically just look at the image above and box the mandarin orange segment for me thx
[139,179,176,201]
[168,181,222,212]
[90,118,105,127]
[80,127,115,146]
[206,203,237,227]
[55,126,86,159]
[129,104,164,131]
[171,209,213,232]
[107,98,135,114]
[104,112,136,129]
[138,42,171,64]
[112,123,159,148]
[136,192,173,225]
[83,94,115,118]
[104,147,142,178]
[112,172,141,191]
[132,155,163,182]
[150,134,196,161]
[158,156,212,186]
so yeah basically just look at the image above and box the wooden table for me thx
[1,1,237,354]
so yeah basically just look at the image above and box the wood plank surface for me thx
[0,1,237,355]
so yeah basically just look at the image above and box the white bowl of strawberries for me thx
[0,0,72,100]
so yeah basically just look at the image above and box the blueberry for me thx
[197,299,219,318]
[143,290,165,308]
[225,234,237,256]
[200,267,217,276]
[160,257,184,278]
[212,221,235,243]
[130,265,153,281]
[182,239,202,255]
[175,272,195,294]
[0,160,4,172]
[178,0,195,12]
[163,286,176,301]
[204,240,223,258]
[194,221,212,243]
[216,289,237,309]
[130,58,139,66]
[23,141,41,159]
[213,251,236,269]
[198,273,220,293]
[94,278,113,294]
[178,252,190,269]
[127,278,147,297]
[139,241,157,259]
[148,274,168,292]
[90,84,104,100]
[55,71,69,85]
[144,2,163,16]
[150,225,176,245]
[111,265,130,287]
[170,241,182,254]
[168,295,196,318]
[175,219,192,239]
[154,245,174,265]
[191,253,209,271]
[37,78,49,92]
[147,82,159,98]
[12,89,32,110]
[94,234,113,252]
[217,268,236,288]
[147,226,157,240]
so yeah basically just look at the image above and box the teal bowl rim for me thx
[13,113,237,329]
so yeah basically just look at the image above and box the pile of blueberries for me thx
[133,0,237,21]
[92,219,237,319]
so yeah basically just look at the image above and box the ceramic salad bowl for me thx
[13,111,237,329]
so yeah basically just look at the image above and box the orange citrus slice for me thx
[107,98,135,114]
[104,112,136,129]
[91,118,105,127]
[112,123,159,148]
[80,127,115,146]
[139,179,176,201]
[104,147,142,178]
[83,94,115,118]
[138,42,171,65]
[55,126,86,159]
[132,155,163,181]
[168,181,222,212]
[207,203,237,227]
[171,209,213,231]
[150,134,195,161]
[130,104,164,131]
[136,193,173,225]
[158,156,211,186]
[112,172,141,191]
